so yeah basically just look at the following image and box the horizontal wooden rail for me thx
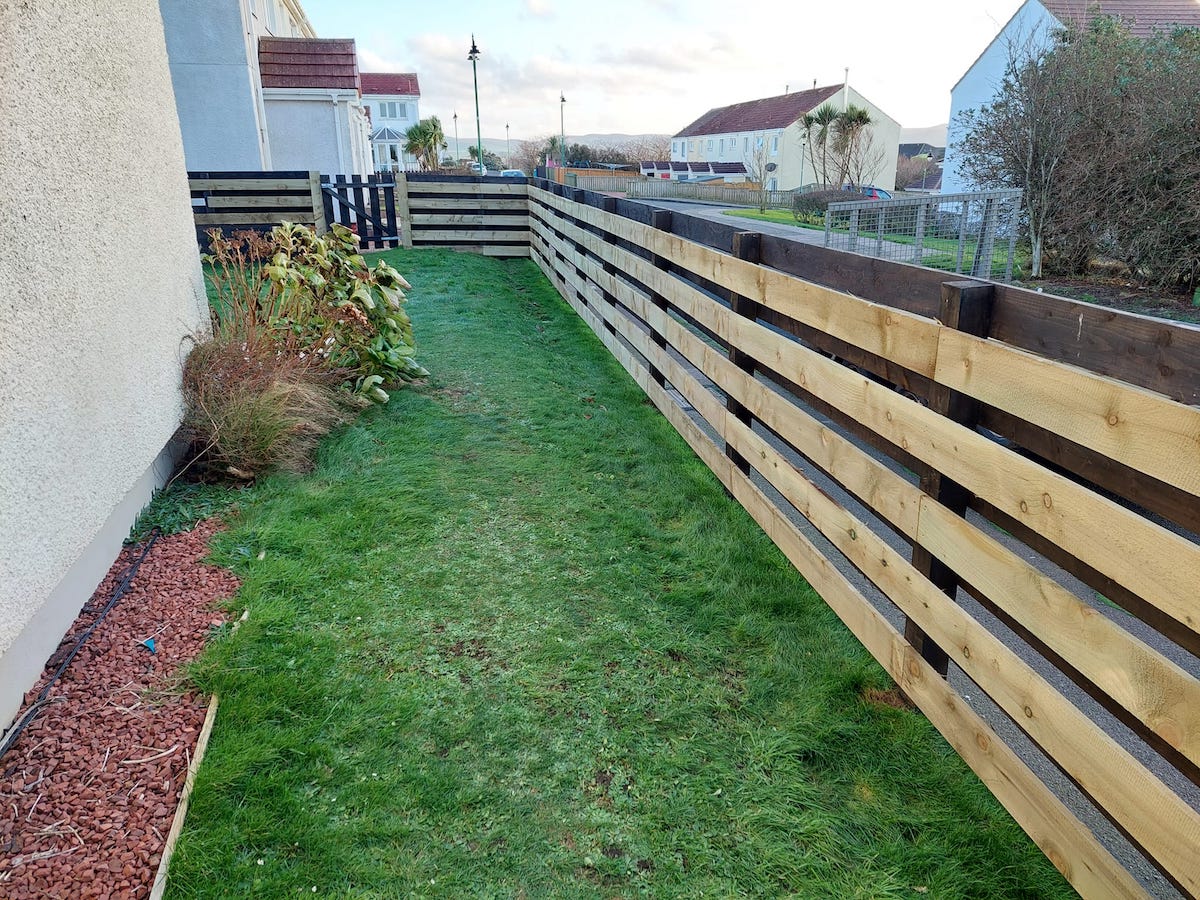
[527,180,1200,898]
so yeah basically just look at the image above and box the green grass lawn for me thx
[721,209,1025,279]
[165,249,1071,898]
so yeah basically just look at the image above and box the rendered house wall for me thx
[0,0,208,731]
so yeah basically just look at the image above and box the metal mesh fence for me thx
[823,190,1023,280]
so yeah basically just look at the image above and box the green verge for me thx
[167,249,1072,899]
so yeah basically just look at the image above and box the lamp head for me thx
[468,35,480,61]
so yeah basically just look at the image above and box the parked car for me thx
[468,162,488,175]
[843,184,892,200]
[499,169,527,178]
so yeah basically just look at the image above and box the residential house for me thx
[258,37,373,175]
[2,0,208,730]
[160,0,372,175]
[671,84,901,191]
[360,73,422,172]
[159,0,315,170]
[942,0,1200,193]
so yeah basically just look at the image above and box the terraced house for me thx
[670,82,901,191]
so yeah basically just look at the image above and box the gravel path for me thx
[0,521,238,898]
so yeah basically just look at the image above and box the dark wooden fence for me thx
[320,174,400,250]
[524,178,1200,899]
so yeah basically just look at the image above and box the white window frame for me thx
[771,135,779,155]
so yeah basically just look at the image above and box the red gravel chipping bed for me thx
[0,520,239,898]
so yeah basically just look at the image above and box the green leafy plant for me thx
[791,189,864,224]
[204,223,427,402]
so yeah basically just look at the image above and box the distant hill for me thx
[446,133,673,165]
[899,124,948,147]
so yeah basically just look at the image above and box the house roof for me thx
[259,37,360,90]
[1041,0,1200,36]
[674,85,843,138]
[360,72,421,96]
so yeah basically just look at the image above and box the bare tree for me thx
[841,127,886,190]
[742,134,775,213]
[512,136,552,174]
[620,135,671,163]
[955,24,1071,277]
[896,153,937,191]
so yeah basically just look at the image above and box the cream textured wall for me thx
[0,1,208,730]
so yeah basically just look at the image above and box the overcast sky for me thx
[300,0,1025,140]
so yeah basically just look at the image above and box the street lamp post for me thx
[453,111,460,165]
[468,36,484,175]
[559,92,567,170]
[506,122,510,166]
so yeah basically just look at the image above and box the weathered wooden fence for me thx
[400,174,530,257]
[189,170,325,246]
[626,179,792,208]
[523,179,1200,899]
[189,171,404,249]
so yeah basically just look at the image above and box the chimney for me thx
[843,67,849,109]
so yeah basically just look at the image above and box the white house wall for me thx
[0,0,209,731]
[942,0,1060,193]
[263,90,372,175]
[159,0,270,170]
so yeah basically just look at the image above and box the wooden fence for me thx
[401,174,530,257]
[626,179,794,209]
[189,171,403,249]
[524,179,1200,898]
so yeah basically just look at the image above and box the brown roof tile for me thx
[259,37,360,90]
[1042,0,1200,35]
[674,85,842,138]
[360,72,421,96]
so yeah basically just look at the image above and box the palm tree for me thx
[404,118,448,171]
[833,105,874,188]
[810,103,840,188]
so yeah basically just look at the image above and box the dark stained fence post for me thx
[904,279,995,676]
[648,209,673,387]
[725,231,762,474]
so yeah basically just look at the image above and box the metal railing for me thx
[824,190,1023,280]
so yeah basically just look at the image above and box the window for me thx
[743,136,749,152]
[707,139,713,151]
[756,135,763,148]
[771,135,779,155]
[689,140,695,153]
[377,102,409,120]
[719,138,724,154]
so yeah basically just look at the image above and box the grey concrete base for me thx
[0,439,178,735]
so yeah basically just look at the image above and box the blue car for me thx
[844,184,893,200]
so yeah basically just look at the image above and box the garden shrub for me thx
[181,223,426,481]
[792,189,865,224]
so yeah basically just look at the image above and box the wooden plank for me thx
[726,231,761,475]
[935,328,1200,498]
[990,284,1200,406]
[309,171,327,235]
[410,244,529,258]
[529,201,1200,644]
[382,177,399,248]
[366,174,384,249]
[410,214,530,226]
[405,181,529,195]
[204,195,316,210]
[406,197,529,211]
[396,173,413,249]
[352,176,370,246]
[531,187,943,378]
[188,178,308,191]
[194,212,315,225]
[531,236,1149,900]
[411,229,531,242]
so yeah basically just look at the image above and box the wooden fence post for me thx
[308,171,328,235]
[725,231,762,474]
[648,209,672,388]
[396,172,413,248]
[598,197,620,336]
[903,279,995,676]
